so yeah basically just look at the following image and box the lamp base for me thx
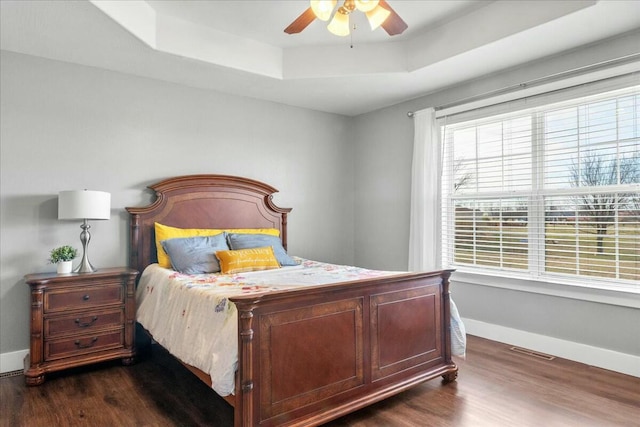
[74,219,98,273]
[74,255,97,273]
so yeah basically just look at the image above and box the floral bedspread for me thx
[135,258,402,396]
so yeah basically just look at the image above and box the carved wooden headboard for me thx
[125,175,291,275]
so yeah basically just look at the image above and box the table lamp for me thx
[58,190,111,273]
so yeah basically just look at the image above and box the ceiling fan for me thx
[284,0,408,37]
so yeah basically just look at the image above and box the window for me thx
[441,85,639,288]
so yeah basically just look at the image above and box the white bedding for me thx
[136,259,466,396]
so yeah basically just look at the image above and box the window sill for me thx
[449,268,640,309]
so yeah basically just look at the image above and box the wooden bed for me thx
[126,174,458,427]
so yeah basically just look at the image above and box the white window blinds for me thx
[441,84,640,287]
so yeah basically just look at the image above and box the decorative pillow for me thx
[215,247,281,274]
[161,234,229,274]
[154,223,280,268]
[227,233,297,266]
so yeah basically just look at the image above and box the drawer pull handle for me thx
[74,337,98,349]
[82,295,90,301]
[75,316,98,328]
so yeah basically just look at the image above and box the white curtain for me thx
[408,108,441,271]
[409,109,466,358]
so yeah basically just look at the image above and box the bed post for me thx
[129,214,140,274]
[441,269,458,383]
[235,298,261,427]
[265,193,290,250]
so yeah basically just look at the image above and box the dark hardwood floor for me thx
[2,335,639,427]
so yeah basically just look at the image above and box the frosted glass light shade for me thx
[310,0,337,21]
[58,190,111,220]
[366,5,390,30]
[355,0,379,13]
[327,10,350,36]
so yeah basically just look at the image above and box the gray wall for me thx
[352,31,640,357]
[0,51,354,356]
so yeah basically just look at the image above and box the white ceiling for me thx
[1,0,639,116]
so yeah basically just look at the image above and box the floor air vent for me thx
[509,346,556,361]
[0,370,23,379]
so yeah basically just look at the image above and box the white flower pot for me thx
[57,261,73,274]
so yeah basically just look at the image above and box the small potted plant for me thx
[48,245,78,274]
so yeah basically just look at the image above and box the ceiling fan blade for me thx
[284,7,317,34]
[379,0,408,36]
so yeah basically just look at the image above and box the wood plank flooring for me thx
[2,335,639,427]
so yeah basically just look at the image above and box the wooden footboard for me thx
[231,269,456,427]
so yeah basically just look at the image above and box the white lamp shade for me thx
[58,190,111,220]
[310,0,336,21]
[366,5,391,30]
[355,0,379,13]
[327,10,350,36]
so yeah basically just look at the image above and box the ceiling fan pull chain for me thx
[350,24,355,48]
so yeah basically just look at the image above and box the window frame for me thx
[440,85,640,295]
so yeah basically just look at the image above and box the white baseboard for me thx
[463,317,640,378]
[0,349,28,374]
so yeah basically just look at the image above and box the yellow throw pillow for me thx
[154,223,280,268]
[215,247,281,274]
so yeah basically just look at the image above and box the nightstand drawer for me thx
[45,284,123,313]
[45,309,124,338]
[45,330,124,361]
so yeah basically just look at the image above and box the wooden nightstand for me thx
[24,267,138,385]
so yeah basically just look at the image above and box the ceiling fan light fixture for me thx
[310,0,337,21]
[285,0,406,37]
[327,9,350,37]
[365,4,391,30]
[354,0,379,13]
